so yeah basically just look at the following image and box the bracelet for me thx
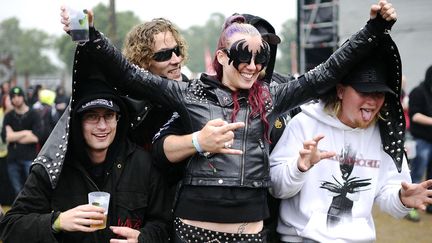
[52,214,62,233]
[192,131,204,153]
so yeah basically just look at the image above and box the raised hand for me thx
[370,0,397,21]
[297,134,335,172]
[60,5,94,33]
[197,118,245,155]
[400,179,432,210]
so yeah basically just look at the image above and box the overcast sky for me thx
[0,0,297,37]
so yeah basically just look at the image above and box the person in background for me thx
[0,82,10,163]
[1,86,42,198]
[400,74,417,222]
[0,83,11,204]
[269,37,432,242]
[0,82,12,114]
[27,84,42,108]
[406,64,432,222]
[0,54,171,242]
[121,18,190,151]
[54,85,70,119]
[401,75,410,130]
[32,89,58,149]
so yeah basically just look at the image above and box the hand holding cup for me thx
[88,191,110,230]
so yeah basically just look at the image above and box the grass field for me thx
[373,205,432,243]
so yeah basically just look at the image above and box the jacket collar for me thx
[32,45,85,189]
[32,104,71,189]
[376,34,405,172]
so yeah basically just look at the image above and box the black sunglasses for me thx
[152,46,181,62]
[223,39,270,71]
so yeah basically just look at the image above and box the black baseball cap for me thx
[9,86,25,97]
[342,58,395,95]
[77,98,120,113]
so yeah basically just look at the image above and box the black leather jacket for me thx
[84,19,389,189]
[0,50,171,243]
[0,139,171,243]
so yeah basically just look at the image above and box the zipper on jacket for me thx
[84,173,100,191]
[74,164,101,191]
[240,108,249,186]
[78,164,101,191]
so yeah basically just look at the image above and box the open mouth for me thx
[240,72,254,80]
[360,108,373,121]
[94,133,108,139]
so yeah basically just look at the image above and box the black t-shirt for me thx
[1,109,41,160]
[175,185,269,223]
[409,83,432,142]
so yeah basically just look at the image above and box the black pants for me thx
[0,157,15,205]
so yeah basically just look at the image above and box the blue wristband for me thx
[192,131,204,153]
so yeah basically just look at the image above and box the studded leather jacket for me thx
[82,19,393,189]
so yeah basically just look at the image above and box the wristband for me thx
[192,131,204,153]
[52,214,61,233]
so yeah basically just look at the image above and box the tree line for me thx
[0,3,297,83]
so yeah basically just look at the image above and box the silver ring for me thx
[224,142,231,149]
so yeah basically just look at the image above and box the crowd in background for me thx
[0,1,432,242]
[0,82,70,203]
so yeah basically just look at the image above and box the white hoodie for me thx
[270,101,411,243]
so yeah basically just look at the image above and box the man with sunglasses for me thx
[121,18,190,151]
[0,58,171,242]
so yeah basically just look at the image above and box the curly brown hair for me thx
[122,18,188,69]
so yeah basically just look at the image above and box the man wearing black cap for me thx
[269,43,432,242]
[1,86,42,198]
[0,57,171,242]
